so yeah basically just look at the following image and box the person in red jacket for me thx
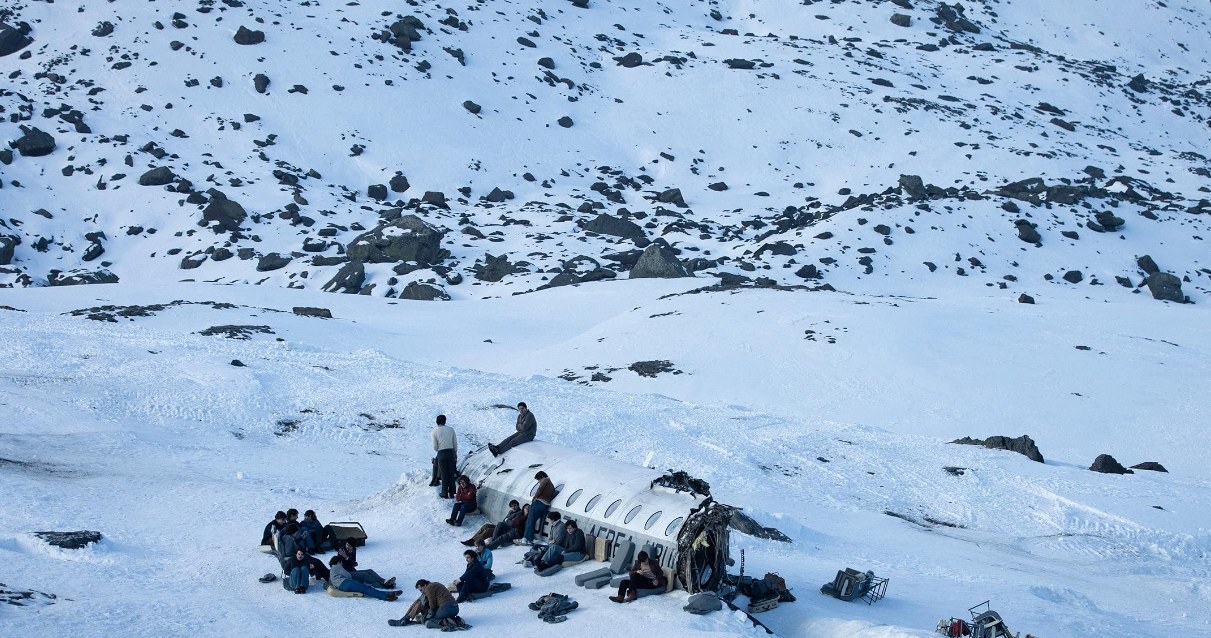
[446,475,477,527]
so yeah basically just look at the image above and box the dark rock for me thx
[421,191,447,207]
[538,57,555,69]
[138,167,176,186]
[581,213,645,240]
[234,26,265,45]
[795,264,821,280]
[13,126,56,157]
[253,73,270,93]
[1130,461,1168,473]
[899,174,927,199]
[890,14,911,27]
[92,21,115,37]
[708,182,728,191]
[463,100,481,114]
[1061,230,1080,240]
[399,282,450,301]
[0,235,16,265]
[80,241,104,262]
[951,435,1044,463]
[1095,211,1125,231]
[389,174,410,193]
[1062,270,1083,284]
[723,59,756,70]
[0,21,34,57]
[230,359,245,367]
[873,224,891,236]
[292,306,332,319]
[1018,293,1035,304]
[485,187,514,203]
[629,241,690,279]
[1015,220,1041,244]
[1090,454,1133,474]
[1145,272,1184,302]
[34,531,102,549]
[48,269,119,286]
[656,188,687,208]
[628,360,678,378]
[180,254,206,270]
[346,215,447,265]
[1136,255,1159,275]
[322,260,366,293]
[557,116,574,128]
[933,3,980,33]
[202,190,247,233]
[615,52,643,67]
[256,253,291,272]
[474,253,521,282]
[367,184,388,201]
[212,247,233,262]
[756,241,796,257]
[1127,74,1148,93]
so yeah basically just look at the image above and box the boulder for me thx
[13,126,55,157]
[0,21,33,57]
[0,235,17,265]
[474,253,521,282]
[322,260,366,293]
[34,531,102,549]
[399,282,450,301]
[1062,270,1083,284]
[951,435,1044,463]
[202,190,248,233]
[462,100,482,114]
[180,254,207,270]
[890,13,911,27]
[345,215,447,265]
[581,213,645,240]
[421,191,447,207]
[389,173,410,193]
[615,52,643,67]
[1014,220,1041,244]
[1089,454,1133,474]
[256,253,292,272]
[367,184,388,201]
[629,241,690,279]
[48,269,119,286]
[1129,461,1168,473]
[656,187,687,207]
[138,166,176,186]
[1017,293,1035,304]
[292,307,332,318]
[254,73,270,93]
[234,26,265,45]
[1145,272,1184,302]
[898,174,927,199]
[1136,255,1159,275]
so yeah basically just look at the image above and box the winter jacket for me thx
[260,519,283,546]
[454,482,477,505]
[515,410,537,439]
[458,558,490,594]
[533,477,556,505]
[421,582,456,610]
[431,424,457,453]
[299,518,324,544]
[338,544,357,570]
[477,547,493,571]
[564,529,587,555]
[509,510,527,533]
[632,557,667,588]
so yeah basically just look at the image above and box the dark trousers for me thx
[494,431,534,455]
[436,448,457,498]
[617,576,660,597]
[307,557,330,583]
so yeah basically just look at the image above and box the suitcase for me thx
[327,521,368,547]
[593,536,610,562]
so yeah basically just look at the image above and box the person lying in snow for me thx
[609,551,667,603]
[328,556,400,601]
[486,503,529,550]
[462,499,522,547]
[446,475,477,527]
[260,511,287,549]
[453,549,491,602]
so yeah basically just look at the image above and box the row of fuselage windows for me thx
[527,483,685,538]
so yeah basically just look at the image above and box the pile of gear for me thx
[527,592,579,624]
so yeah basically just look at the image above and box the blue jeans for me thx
[450,501,475,525]
[433,602,459,621]
[541,544,565,565]
[286,566,309,590]
[523,500,549,542]
[352,569,388,588]
[338,579,390,600]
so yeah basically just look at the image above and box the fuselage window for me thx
[566,488,583,507]
[644,511,663,530]
[624,505,643,524]
[664,517,684,537]
[604,499,623,518]
[585,494,602,513]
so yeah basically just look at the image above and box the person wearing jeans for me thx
[328,556,399,601]
[447,476,477,526]
[415,580,460,623]
[518,471,555,544]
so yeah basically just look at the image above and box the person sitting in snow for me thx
[414,579,463,627]
[297,509,330,552]
[462,499,522,547]
[488,402,536,456]
[327,556,400,601]
[260,511,287,549]
[474,539,493,577]
[609,551,667,603]
[486,503,529,550]
[536,519,586,570]
[446,475,477,527]
[337,539,358,571]
[284,549,311,594]
[452,549,491,602]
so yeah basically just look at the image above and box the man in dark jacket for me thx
[537,519,587,569]
[488,402,536,456]
[260,511,286,548]
[609,551,667,602]
[453,550,490,602]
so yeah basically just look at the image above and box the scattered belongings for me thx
[528,592,579,623]
[683,591,723,615]
[258,573,277,584]
[461,582,512,601]
[936,601,1036,638]
[820,567,888,604]
[720,566,795,614]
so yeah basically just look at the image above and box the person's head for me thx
[565,520,578,531]
[436,414,446,426]
[457,475,470,486]
[547,510,561,523]
[303,509,316,521]
[274,511,287,523]
[508,500,520,510]
[328,555,341,567]
[343,540,354,552]
[636,551,649,562]
[295,549,305,561]
[415,579,430,591]
[517,402,528,412]
[521,504,530,515]
[475,539,486,551]
[284,522,299,535]
[286,508,299,521]
[463,549,476,562]
[534,471,547,481]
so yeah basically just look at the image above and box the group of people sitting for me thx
[260,508,401,601]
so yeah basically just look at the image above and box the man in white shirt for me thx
[431,414,458,498]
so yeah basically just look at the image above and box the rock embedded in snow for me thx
[890,14,911,27]
[389,173,410,193]
[34,531,102,549]
[1090,454,1133,474]
[138,167,176,186]
[367,184,388,201]
[47,269,119,286]
[1145,272,1185,302]
[557,116,574,128]
[399,282,449,301]
[292,307,332,318]
[1136,255,1160,275]
[1017,293,1035,304]
[253,73,270,93]
[629,241,690,279]
[0,21,33,57]
[581,213,644,240]
[1062,270,1083,284]
[201,190,248,233]
[322,260,366,293]
[234,26,265,45]
[462,100,482,114]
[1015,220,1041,244]
[951,435,1044,463]
[13,127,56,157]
[256,253,292,272]
[346,215,447,265]
[1130,461,1168,473]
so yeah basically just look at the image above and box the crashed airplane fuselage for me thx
[459,441,740,592]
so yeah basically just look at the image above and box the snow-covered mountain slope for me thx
[1,0,1209,304]
[1,282,1209,637]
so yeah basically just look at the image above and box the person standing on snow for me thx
[488,402,536,456]
[432,414,458,499]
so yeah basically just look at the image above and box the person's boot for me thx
[384,577,396,589]
[609,595,624,603]
[625,591,638,602]
[488,444,499,457]
[460,539,474,546]
[386,592,398,602]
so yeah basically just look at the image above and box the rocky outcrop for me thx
[202,190,248,233]
[345,215,447,265]
[0,21,33,57]
[951,435,1044,463]
[12,126,55,157]
[399,281,450,300]
[138,167,177,186]
[629,241,690,279]
[34,530,102,549]
[322,260,365,293]
[48,269,119,286]
[1090,454,1133,474]
[581,213,645,240]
